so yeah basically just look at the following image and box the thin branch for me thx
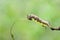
[27,14,60,30]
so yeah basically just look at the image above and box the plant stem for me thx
[10,22,15,40]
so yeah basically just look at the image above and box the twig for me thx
[27,14,60,30]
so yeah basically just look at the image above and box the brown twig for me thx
[27,14,60,30]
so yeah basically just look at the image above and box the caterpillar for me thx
[27,14,50,27]
[27,14,60,30]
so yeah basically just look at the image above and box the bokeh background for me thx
[0,0,60,40]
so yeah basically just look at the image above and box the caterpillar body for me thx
[27,14,50,27]
[27,14,60,30]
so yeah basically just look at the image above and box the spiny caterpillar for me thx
[27,14,60,30]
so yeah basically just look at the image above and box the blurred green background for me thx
[0,0,60,40]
